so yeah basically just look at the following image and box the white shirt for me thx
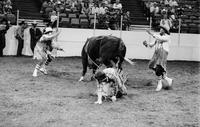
[150,33,171,52]
[91,7,99,14]
[113,3,122,10]
[160,19,172,29]
[99,7,107,14]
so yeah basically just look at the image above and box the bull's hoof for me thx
[90,76,95,81]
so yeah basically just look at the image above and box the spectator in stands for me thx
[50,10,58,23]
[76,0,84,14]
[48,0,55,8]
[104,0,112,8]
[55,1,65,13]
[169,0,178,7]
[160,11,172,31]
[99,2,108,15]
[164,0,169,6]
[91,3,99,15]
[82,2,90,16]
[123,11,131,31]
[30,21,42,54]
[113,0,122,10]
[3,0,12,14]
[69,0,78,12]
[40,0,48,13]
[49,10,58,28]
[0,18,9,57]
[150,2,156,16]
[15,21,27,56]
[88,0,94,9]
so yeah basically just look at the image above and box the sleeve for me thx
[149,39,156,47]
[153,34,169,42]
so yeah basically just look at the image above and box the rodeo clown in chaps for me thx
[94,68,128,104]
[32,27,63,77]
[143,25,173,91]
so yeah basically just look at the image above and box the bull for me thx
[79,35,133,81]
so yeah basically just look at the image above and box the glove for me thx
[143,40,148,47]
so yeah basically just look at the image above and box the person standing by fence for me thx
[29,21,42,54]
[0,18,10,57]
[15,21,27,56]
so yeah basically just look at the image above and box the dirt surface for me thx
[0,57,199,127]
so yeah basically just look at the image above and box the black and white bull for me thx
[79,35,133,81]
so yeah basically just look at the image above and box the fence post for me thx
[120,14,123,38]
[93,13,97,36]
[149,17,152,42]
[178,18,181,46]
[56,11,60,41]
[16,10,19,26]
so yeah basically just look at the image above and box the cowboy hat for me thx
[160,25,170,35]
[44,27,53,34]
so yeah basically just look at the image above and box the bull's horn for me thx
[79,76,84,82]
[124,57,134,65]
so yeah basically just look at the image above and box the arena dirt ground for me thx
[0,57,199,127]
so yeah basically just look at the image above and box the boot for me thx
[156,79,162,91]
[164,76,173,87]
[39,65,47,75]
[32,64,40,77]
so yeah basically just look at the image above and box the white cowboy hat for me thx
[44,27,53,34]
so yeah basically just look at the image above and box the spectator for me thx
[3,0,12,14]
[55,1,65,13]
[40,0,48,13]
[113,0,122,10]
[104,0,112,8]
[50,10,58,23]
[91,3,99,15]
[123,11,131,30]
[88,0,94,9]
[82,2,90,15]
[15,21,27,56]
[160,12,172,31]
[99,2,108,15]
[76,0,84,14]
[29,21,42,54]
[169,0,178,7]
[69,0,78,12]
[164,0,169,6]
[0,18,10,57]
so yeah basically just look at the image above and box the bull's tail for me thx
[80,39,89,81]
[124,57,134,65]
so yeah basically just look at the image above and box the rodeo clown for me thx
[32,27,63,77]
[94,68,128,104]
[143,25,173,91]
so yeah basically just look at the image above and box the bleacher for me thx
[2,0,199,34]
[140,0,200,34]
[0,0,16,25]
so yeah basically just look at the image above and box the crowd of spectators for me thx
[144,0,180,31]
[40,0,131,30]
[0,0,13,14]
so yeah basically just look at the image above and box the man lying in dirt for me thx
[94,67,128,104]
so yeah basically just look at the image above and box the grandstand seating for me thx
[9,0,199,33]
[140,0,200,33]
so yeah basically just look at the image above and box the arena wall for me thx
[3,26,200,61]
